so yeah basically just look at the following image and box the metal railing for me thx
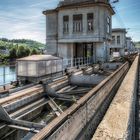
[62,57,92,70]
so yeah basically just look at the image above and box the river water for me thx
[0,65,16,86]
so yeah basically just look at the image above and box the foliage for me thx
[135,42,140,48]
[16,46,31,58]
[9,46,17,59]
[0,38,45,64]
[0,38,45,49]
[31,48,39,55]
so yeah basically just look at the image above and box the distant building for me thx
[126,37,135,54]
[0,47,9,55]
[43,0,115,63]
[110,28,127,58]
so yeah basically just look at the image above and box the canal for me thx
[0,65,16,86]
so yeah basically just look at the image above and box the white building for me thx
[43,0,115,63]
[126,37,135,54]
[110,28,127,58]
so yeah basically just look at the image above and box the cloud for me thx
[0,0,140,43]
[29,0,59,9]
[0,1,47,43]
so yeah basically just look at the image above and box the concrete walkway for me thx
[92,56,139,140]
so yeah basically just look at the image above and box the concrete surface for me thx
[92,55,139,140]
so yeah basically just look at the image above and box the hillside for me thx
[0,38,45,50]
[0,38,46,64]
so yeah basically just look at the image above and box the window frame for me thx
[63,15,69,34]
[87,13,94,32]
[73,14,83,33]
[117,35,121,45]
[112,36,115,44]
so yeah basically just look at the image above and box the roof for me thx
[126,37,132,40]
[17,55,62,61]
[112,28,127,33]
[43,0,115,15]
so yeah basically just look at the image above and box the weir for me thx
[0,57,138,140]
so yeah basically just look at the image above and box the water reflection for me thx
[0,65,16,86]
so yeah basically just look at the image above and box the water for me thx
[0,65,16,86]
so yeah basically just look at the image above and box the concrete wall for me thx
[58,6,112,43]
[92,55,139,140]
[58,43,74,58]
[96,43,106,62]
[46,12,58,55]
[45,5,112,60]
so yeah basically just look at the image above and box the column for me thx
[82,13,87,35]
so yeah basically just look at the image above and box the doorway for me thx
[74,43,94,58]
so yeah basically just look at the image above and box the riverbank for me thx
[0,60,16,66]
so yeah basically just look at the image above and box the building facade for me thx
[126,37,135,54]
[43,0,115,62]
[110,28,127,57]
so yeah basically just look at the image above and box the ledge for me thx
[92,55,139,140]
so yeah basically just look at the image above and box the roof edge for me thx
[43,1,115,15]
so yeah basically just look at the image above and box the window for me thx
[117,36,120,44]
[73,14,82,32]
[87,13,94,32]
[112,36,115,44]
[63,16,69,33]
[107,17,111,34]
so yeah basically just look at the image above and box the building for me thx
[126,37,135,54]
[110,28,127,58]
[43,0,115,63]
[0,47,9,55]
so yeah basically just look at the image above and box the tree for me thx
[25,47,31,56]
[31,48,39,55]
[9,46,17,59]
[16,46,27,58]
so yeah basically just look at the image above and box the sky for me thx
[0,0,140,43]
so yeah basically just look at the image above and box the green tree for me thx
[9,46,17,59]
[31,48,38,55]
[16,46,32,58]
[25,47,31,56]
[16,46,27,58]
